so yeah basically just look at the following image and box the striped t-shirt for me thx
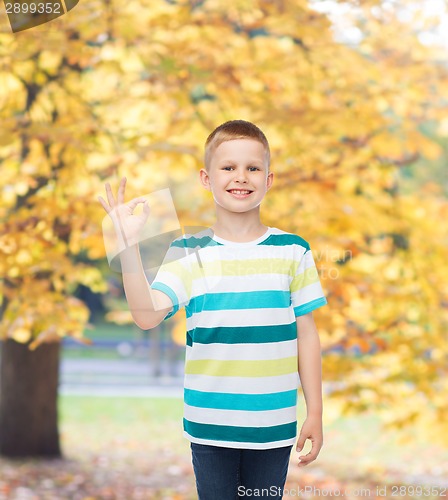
[150,226,327,449]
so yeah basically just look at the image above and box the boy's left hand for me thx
[295,415,323,467]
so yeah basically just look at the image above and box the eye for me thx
[222,166,260,171]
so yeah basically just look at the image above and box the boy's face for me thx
[200,139,273,214]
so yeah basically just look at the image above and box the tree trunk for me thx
[0,338,61,458]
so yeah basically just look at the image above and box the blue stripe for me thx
[150,282,177,320]
[184,388,297,411]
[198,290,291,311]
[294,297,327,317]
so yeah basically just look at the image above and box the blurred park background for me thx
[1,0,448,498]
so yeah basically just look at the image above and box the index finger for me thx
[117,176,127,205]
[298,451,317,464]
[298,443,320,465]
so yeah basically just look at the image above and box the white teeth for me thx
[229,190,251,194]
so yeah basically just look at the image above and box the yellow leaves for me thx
[436,117,448,137]
[345,298,372,326]
[99,41,127,62]
[406,308,420,322]
[0,71,26,113]
[86,152,117,173]
[336,176,358,195]
[29,89,55,123]
[2,291,92,348]
[12,59,35,82]
[29,325,61,350]
[430,348,444,361]
[12,327,32,343]
[407,131,442,160]
[3,312,33,344]
[172,314,186,346]
[240,76,265,93]
[14,181,29,196]
[15,249,33,265]
[0,234,17,254]
[383,260,401,281]
[349,254,385,275]
[0,129,17,147]
[8,267,20,278]
[75,265,108,294]
[66,296,91,323]
[84,234,107,260]
[38,51,62,75]
[375,96,389,112]
[370,131,408,157]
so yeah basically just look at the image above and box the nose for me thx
[234,168,248,183]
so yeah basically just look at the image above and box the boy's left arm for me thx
[296,311,323,467]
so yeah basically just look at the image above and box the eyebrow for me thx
[218,160,264,166]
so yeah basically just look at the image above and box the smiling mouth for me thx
[226,190,253,195]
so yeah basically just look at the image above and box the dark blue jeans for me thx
[190,442,293,499]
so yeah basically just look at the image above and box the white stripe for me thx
[152,271,189,305]
[184,373,299,394]
[192,273,292,295]
[186,307,295,329]
[291,281,325,306]
[190,238,306,267]
[185,339,297,361]
[191,245,292,263]
[184,432,297,450]
[184,403,297,427]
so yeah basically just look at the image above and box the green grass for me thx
[58,395,187,454]
[58,395,448,487]
[59,395,183,425]
[2,396,445,499]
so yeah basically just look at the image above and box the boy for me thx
[98,120,327,499]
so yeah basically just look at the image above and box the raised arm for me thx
[98,177,173,329]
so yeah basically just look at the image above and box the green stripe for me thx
[185,356,297,377]
[171,231,309,251]
[186,323,296,345]
[185,388,297,411]
[184,418,297,443]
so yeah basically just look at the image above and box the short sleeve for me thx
[150,237,193,321]
[290,245,327,317]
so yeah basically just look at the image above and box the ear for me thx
[199,168,212,191]
[266,171,274,191]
